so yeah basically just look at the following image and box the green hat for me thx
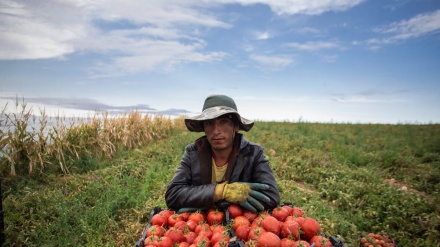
[185,95,254,132]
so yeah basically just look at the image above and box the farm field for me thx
[1,119,440,246]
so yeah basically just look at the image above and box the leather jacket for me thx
[165,133,280,211]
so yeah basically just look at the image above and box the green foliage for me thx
[2,120,440,246]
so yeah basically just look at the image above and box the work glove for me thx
[214,182,270,212]
[176,207,206,214]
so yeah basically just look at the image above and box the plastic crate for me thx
[135,206,236,247]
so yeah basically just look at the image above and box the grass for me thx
[1,103,439,246]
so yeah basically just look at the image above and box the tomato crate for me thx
[358,232,397,247]
[135,206,241,247]
[227,202,347,247]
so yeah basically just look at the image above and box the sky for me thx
[1,0,440,124]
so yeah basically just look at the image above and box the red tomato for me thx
[257,232,281,247]
[195,223,211,235]
[235,225,250,241]
[272,207,290,222]
[179,242,190,247]
[184,231,198,244]
[165,227,185,243]
[280,220,300,240]
[198,228,213,240]
[261,215,281,236]
[144,235,159,247]
[186,219,198,232]
[146,225,166,237]
[248,226,266,240]
[160,209,174,219]
[299,218,321,241]
[292,240,310,247]
[193,235,211,247]
[189,212,206,225]
[210,225,227,234]
[291,207,305,217]
[281,238,296,247]
[281,205,294,216]
[207,210,225,225]
[168,214,184,227]
[151,214,168,227]
[309,236,332,247]
[211,231,230,245]
[251,215,264,228]
[227,204,243,218]
[213,238,229,247]
[179,212,190,221]
[243,209,259,222]
[174,220,187,231]
[233,215,250,230]
[157,236,173,247]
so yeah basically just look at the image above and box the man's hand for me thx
[214,182,271,212]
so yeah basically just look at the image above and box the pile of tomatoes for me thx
[359,233,395,247]
[141,204,338,247]
[227,204,333,247]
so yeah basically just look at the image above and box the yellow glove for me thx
[214,182,251,203]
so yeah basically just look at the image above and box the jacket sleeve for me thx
[248,145,280,210]
[165,145,216,210]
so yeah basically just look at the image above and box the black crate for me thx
[135,206,234,247]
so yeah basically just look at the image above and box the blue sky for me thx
[1,0,439,124]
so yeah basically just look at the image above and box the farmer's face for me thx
[204,116,239,152]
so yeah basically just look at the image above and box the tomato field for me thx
[1,119,439,246]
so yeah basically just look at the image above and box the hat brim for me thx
[185,106,254,132]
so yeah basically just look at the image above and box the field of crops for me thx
[1,109,439,246]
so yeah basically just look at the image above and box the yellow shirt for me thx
[212,157,228,183]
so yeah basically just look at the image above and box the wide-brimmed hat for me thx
[185,95,254,132]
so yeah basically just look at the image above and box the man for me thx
[165,95,280,212]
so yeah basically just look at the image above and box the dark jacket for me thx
[165,133,280,210]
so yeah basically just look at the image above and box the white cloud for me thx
[361,9,440,48]
[255,31,271,40]
[222,0,365,15]
[249,54,293,70]
[377,9,440,40]
[286,41,339,51]
[0,0,364,74]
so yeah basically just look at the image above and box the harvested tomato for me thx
[184,231,197,244]
[207,210,225,225]
[280,238,295,247]
[188,212,205,225]
[280,220,300,240]
[228,204,243,218]
[261,215,281,236]
[309,235,332,247]
[290,207,304,217]
[272,206,290,222]
[193,235,211,247]
[248,225,266,240]
[146,225,165,237]
[299,218,321,241]
[233,215,250,230]
[151,213,168,227]
[257,231,281,247]
[235,224,250,241]
[243,209,258,222]
[292,240,310,247]
[168,214,184,227]
[165,227,185,243]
